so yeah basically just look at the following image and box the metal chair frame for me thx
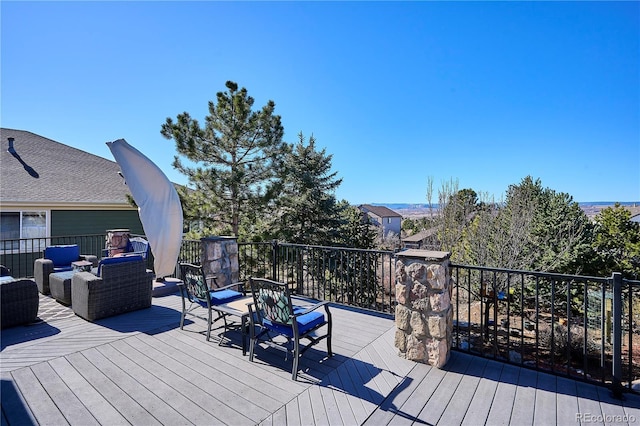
[178,263,244,343]
[248,277,332,380]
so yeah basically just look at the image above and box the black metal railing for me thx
[447,264,639,393]
[2,235,637,392]
[237,241,396,313]
[0,234,155,277]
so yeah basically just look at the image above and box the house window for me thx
[0,211,48,252]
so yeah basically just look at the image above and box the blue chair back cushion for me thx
[264,310,325,337]
[45,245,79,267]
[96,255,143,277]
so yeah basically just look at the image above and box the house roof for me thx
[358,204,402,218]
[402,227,439,242]
[1,128,133,208]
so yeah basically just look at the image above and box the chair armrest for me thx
[211,281,245,294]
[33,258,54,294]
[293,300,330,317]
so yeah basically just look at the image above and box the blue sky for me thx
[2,1,638,204]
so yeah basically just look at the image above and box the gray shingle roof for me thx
[358,204,402,218]
[1,128,132,206]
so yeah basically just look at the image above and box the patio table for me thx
[214,295,254,355]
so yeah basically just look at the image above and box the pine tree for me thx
[270,132,343,245]
[161,81,285,237]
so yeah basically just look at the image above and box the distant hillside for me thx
[370,202,640,219]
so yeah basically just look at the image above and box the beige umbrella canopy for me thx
[106,139,183,279]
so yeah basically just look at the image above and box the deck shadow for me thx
[1,322,61,350]
[0,379,37,424]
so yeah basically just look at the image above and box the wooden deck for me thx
[2,293,639,425]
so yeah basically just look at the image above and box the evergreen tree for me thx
[593,203,640,278]
[335,201,377,249]
[161,81,285,237]
[269,133,343,245]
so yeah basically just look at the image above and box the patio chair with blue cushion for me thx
[129,237,150,259]
[34,244,98,295]
[248,277,332,380]
[178,263,245,343]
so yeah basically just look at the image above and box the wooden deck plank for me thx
[10,366,70,425]
[29,361,100,426]
[0,372,38,426]
[389,363,445,425]
[486,363,521,425]
[510,366,537,426]
[64,351,162,425]
[415,350,473,425]
[596,384,630,426]
[555,376,580,426]
[350,351,386,406]
[322,369,358,426]
[271,404,287,426]
[331,359,370,424]
[129,333,278,416]
[318,382,343,425]
[285,397,302,426]
[461,357,504,426]
[622,393,640,424]
[362,363,428,425]
[358,347,393,399]
[157,327,308,399]
[95,341,221,425]
[363,343,403,392]
[367,327,415,382]
[109,337,256,425]
[307,384,330,425]
[342,357,380,420]
[80,346,191,425]
[47,357,130,426]
[576,381,605,424]
[296,389,315,426]
[3,293,640,426]
[533,372,557,426]
[437,353,488,426]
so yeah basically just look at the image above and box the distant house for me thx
[0,128,146,254]
[401,227,439,250]
[358,204,402,238]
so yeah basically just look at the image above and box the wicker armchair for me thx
[71,256,153,321]
[34,244,98,295]
[1,278,39,329]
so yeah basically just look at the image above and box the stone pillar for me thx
[394,249,452,368]
[200,236,239,289]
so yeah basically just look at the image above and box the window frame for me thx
[0,210,50,254]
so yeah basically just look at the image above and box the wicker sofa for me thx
[71,255,153,321]
[1,278,39,329]
[34,244,98,295]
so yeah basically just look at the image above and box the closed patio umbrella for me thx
[106,139,183,279]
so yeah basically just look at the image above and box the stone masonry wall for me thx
[201,236,240,289]
[394,250,453,368]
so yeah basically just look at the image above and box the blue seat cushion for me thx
[210,289,243,305]
[53,266,73,273]
[45,245,79,267]
[264,310,325,337]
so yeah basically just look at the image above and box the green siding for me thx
[51,210,144,236]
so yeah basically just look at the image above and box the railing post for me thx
[611,272,623,399]
[271,240,278,281]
